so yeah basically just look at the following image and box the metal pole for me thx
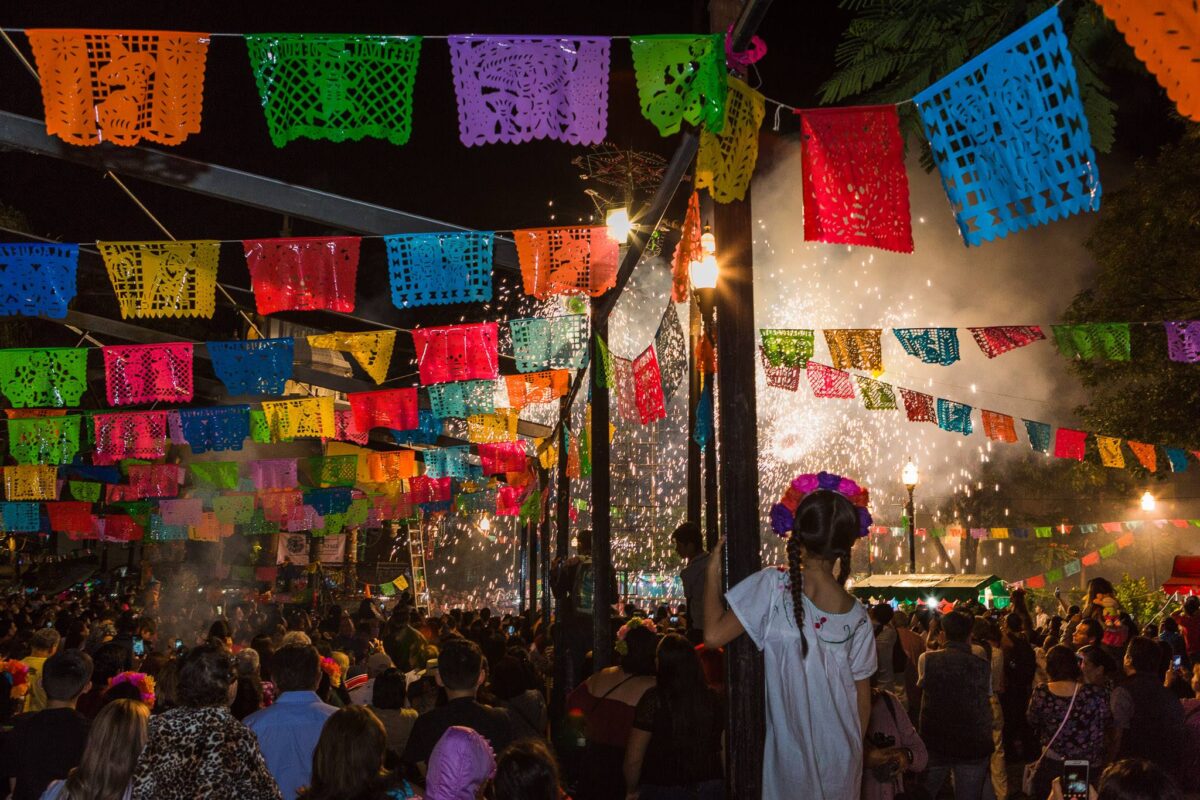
[591,306,614,670]
[549,398,573,721]
[539,469,553,631]
[907,487,917,574]
[698,290,719,551]
[528,518,539,618]
[518,519,528,616]
[687,295,703,526]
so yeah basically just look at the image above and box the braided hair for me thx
[785,490,860,657]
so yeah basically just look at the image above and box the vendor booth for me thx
[1163,556,1200,596]
[851,573,1010,609]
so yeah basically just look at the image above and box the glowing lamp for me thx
[1140,491,1156,512]
[606,207,632,242]
[700,224,716,255]
[690,254,718,290]
[478,515,492,533]
[902,461,919,491]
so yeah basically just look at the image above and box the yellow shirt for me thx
[21,655,47,712]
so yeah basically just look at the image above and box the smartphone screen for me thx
[1173,655,1184,669]
[132,636,145,657]
[174,638,184,653]
[1062,760,1089,800]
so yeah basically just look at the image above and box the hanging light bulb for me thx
[478,515,492,533]
[690,253,718,290]
[700,224,716,255]
[606,207,632,242]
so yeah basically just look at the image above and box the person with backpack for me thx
[862,677,928,800]
[871,604,908,709]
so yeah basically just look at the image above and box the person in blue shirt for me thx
[245,644,338,800]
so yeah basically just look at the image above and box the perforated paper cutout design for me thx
[27,29,210,146]
[7,415,80,465]
[127,464,181,498]
[893,328,961,366]
[913,7,1101,246]
[245,34,421,147]
[823,329,883,372]
[69,481,100,502]
[305,455,358,488]
[505,371,568,409]
[348,388,418,432]
[478,441,527,475]
[178,405,249,453]
[654,305,687,401]
[0,345,87,407]
[594,336,615,390]
[102,342,193,406]
[1165,321,1200,363]
[48,502,94,535]
[99,241,218,319]
[467,409,519,443]
[509,315,588,373]
[696,77,765,204]
[1095,1,1200,122]
[4,465,57,500]
[243,236,360,314]
[855,377,896,410]
[428,380,495,419]
[331,410,369,446]
[412,322,499,385]
[672,193,701,302]
[366,450,416,483]
[966,326,1045,358]
[189,461,239,489]
[936,399,973,435]
[304,487,353,516]
[632,346,666,424]
[251,458,298,490]
[261,397,335,440]
[629,35,727,136]
[899,388,936,423]
[391,410,441,446]
[424,446,473,480]
[249,410,273,444]
[759,347,800,391]
[308,330,396,384]
[1054,428,1087,461]
[410,475,452,505]
[1127,441,1157,472]
[213,494,255,525]
[386,232,493,309]
[760,329,814,368]
[1025,420,1052,454]
[0,243,78,318]
[798,105,913,253]
[206,338,293,396]
[514,227,618,299]
[1,502,42,532]
[982,410,1018,443]
[92,411,167,465]
[1052,324,1130,360]
[807,361,855,399]
[612,356,639,420]
[1166,448,1190,473]
[448,36,610,146]
[1097,436,1125,468]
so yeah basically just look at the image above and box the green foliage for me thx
[1114,572,1155,626]
[820,0,1118,161]
[1067,130,1200,451]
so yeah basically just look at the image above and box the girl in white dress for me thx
[703,474,878,800]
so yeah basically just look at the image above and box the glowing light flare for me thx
[1141,491,1156,512]
[606,207,632,242]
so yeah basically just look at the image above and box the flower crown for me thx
[1,660,29,686]
[110,671,156,707]
[770,471,872,539]
[320,657,342,682]
[614,617,658,656]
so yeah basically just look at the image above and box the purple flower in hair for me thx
[817,471,841,491]
[837,477,860,497]
[857,507,873,537]
[770,503,794,535]
[791,474,819,494]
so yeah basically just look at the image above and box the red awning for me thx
[1163,556,1200,595]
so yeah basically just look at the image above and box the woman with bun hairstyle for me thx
[703,472,877,800]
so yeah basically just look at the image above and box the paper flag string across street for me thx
[968,326,1046,358]
[505,371,568,409]
[250,459,298,490]
[936,398,972,435]
[386,232,493,308]
[205,338,293,396]
[308,330,396,384]
[1166,448,1190,473]
[244,34,422,147]
[189,461,239,489]
[348,388,419,432]
[806,361,855,399]
[427,380,495,419]
[1164,321,1200,363]
[629,35,727,137]
[479,441,528,475]
[514,227,618,299]
[982,410,1017,443]
[102,343,194,406]
[1052,323,1130,361]
[99,241,218,319]
[509,315,588,373]
[900,388,936,423]
[1054,428,1088,461]
[760,329,814,368]
[893,328,960,366]
[243,236,360,315]
[671,193,701,302]
[1127,441,1157,472]
[1095,0,1200,122]
[0,502,41,531]
[92,411,168,465]
[0,348,87,408]
[824,329,883,372]
[4,465,57,501]
[448,36,610,146]
[261,397,336,440]
[7,415,80,466]
[913,7,1101,246]
[760,347,801,391]
[696,77,765,204]
[1097,436,1126,468]
[632,346,666,424]
[27,29,211,146]
[798,105,913,253]
[1025,420,1052,454]
[127,464,181,498]
[411,322,499,385]
[0,244,78,319]
[467,409,519,443]
[178,405,249,454]
[856,376,897,410]
[654,305,688,401]
[612,356,639,420]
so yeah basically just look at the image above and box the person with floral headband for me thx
[702,472,877,800]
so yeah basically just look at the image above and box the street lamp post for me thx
[1141,491,1159,591]
[903,461,919,574]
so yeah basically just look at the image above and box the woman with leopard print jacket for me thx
[130,645,282,800]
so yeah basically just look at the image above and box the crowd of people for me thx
[0,487,1194,799]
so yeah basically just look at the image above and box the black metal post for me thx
[539,469,553,630]
[687,294,703,527]
[549,398,573,720]
[590,306,614,670]
[907,487,916,574]
[697,289,720,551]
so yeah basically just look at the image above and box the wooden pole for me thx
[710,3,774,797]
